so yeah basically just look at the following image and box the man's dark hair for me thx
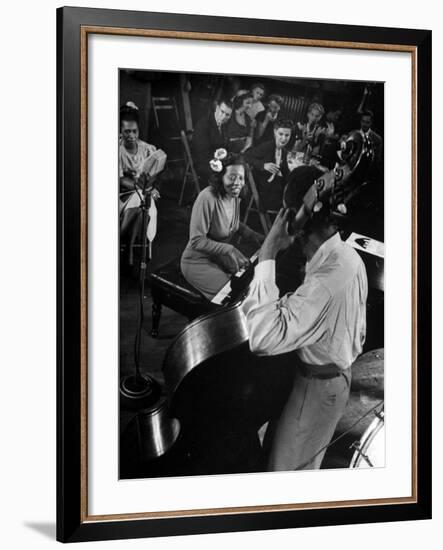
[251,82,266,93]
[233,92,253,110]
[284,166,323,211]
[273,118,294,131]
[217,97,233,109]
[268,94,284,106]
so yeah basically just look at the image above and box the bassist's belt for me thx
[298,361,344,380]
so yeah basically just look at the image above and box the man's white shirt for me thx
[242,232,368,369]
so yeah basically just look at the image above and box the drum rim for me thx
[350,411,385,468]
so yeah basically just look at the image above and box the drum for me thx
[322,349,384,469]
[349,408,385,468]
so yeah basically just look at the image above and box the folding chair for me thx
[151,96,185,167]
[281,95,311,122]
[179,130,201,206]
[243,165,278,234]
[152,96,181,133]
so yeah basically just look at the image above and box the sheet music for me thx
[141,149,167,177]
[346,232,384,258]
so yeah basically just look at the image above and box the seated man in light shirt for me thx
[242,166,368,471]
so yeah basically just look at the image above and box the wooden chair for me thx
[179,130,201,206]
[152,96,181,135]
[151,96,185,168]
[242,165,278,234]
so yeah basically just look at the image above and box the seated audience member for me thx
[318,107,343,168]
[343,109,384,212]
[181,153,264,299]
[324,107,343,134]
[245,82,266,120]
[119,102,165,265]
[254,94,284,145]
[293,102,326,159]
[358,109,383,168]
[245,119,294,211]
[225,92,255,153]
[191,98,233,181]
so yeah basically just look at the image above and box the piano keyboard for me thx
[211,250,260,306]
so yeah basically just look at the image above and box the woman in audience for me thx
[245,118,294,211]
[119,103,164,265]
[245,82,266,120]
[225,92,256,154]
[292,102,326,158]
[181,152,264,299]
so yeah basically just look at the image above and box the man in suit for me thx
[245,119,294,211]
[359,110,383,170]
[192,98,233,181]
[353,109,384,213]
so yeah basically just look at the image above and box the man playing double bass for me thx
[242,166,368,471]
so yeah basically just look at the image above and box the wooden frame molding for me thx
[58,7,431,542]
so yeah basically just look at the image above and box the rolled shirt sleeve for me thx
[242,260,331,357]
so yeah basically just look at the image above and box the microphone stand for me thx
[120,174,161,409]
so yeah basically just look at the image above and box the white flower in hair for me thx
[209,159,223,173]
[126,101,139,110]
[214,148,227,160]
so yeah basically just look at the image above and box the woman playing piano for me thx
[181,152,264,299]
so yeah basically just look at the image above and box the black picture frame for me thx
[57,6,432,543]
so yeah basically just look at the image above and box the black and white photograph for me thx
[0,0,436,546]
[118,69,385,480]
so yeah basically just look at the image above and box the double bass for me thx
[162,131,375,474]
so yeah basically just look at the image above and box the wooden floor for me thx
[119,197,191,428]
[119,191,384,479]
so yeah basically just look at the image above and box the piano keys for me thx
[211,250,260,306]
